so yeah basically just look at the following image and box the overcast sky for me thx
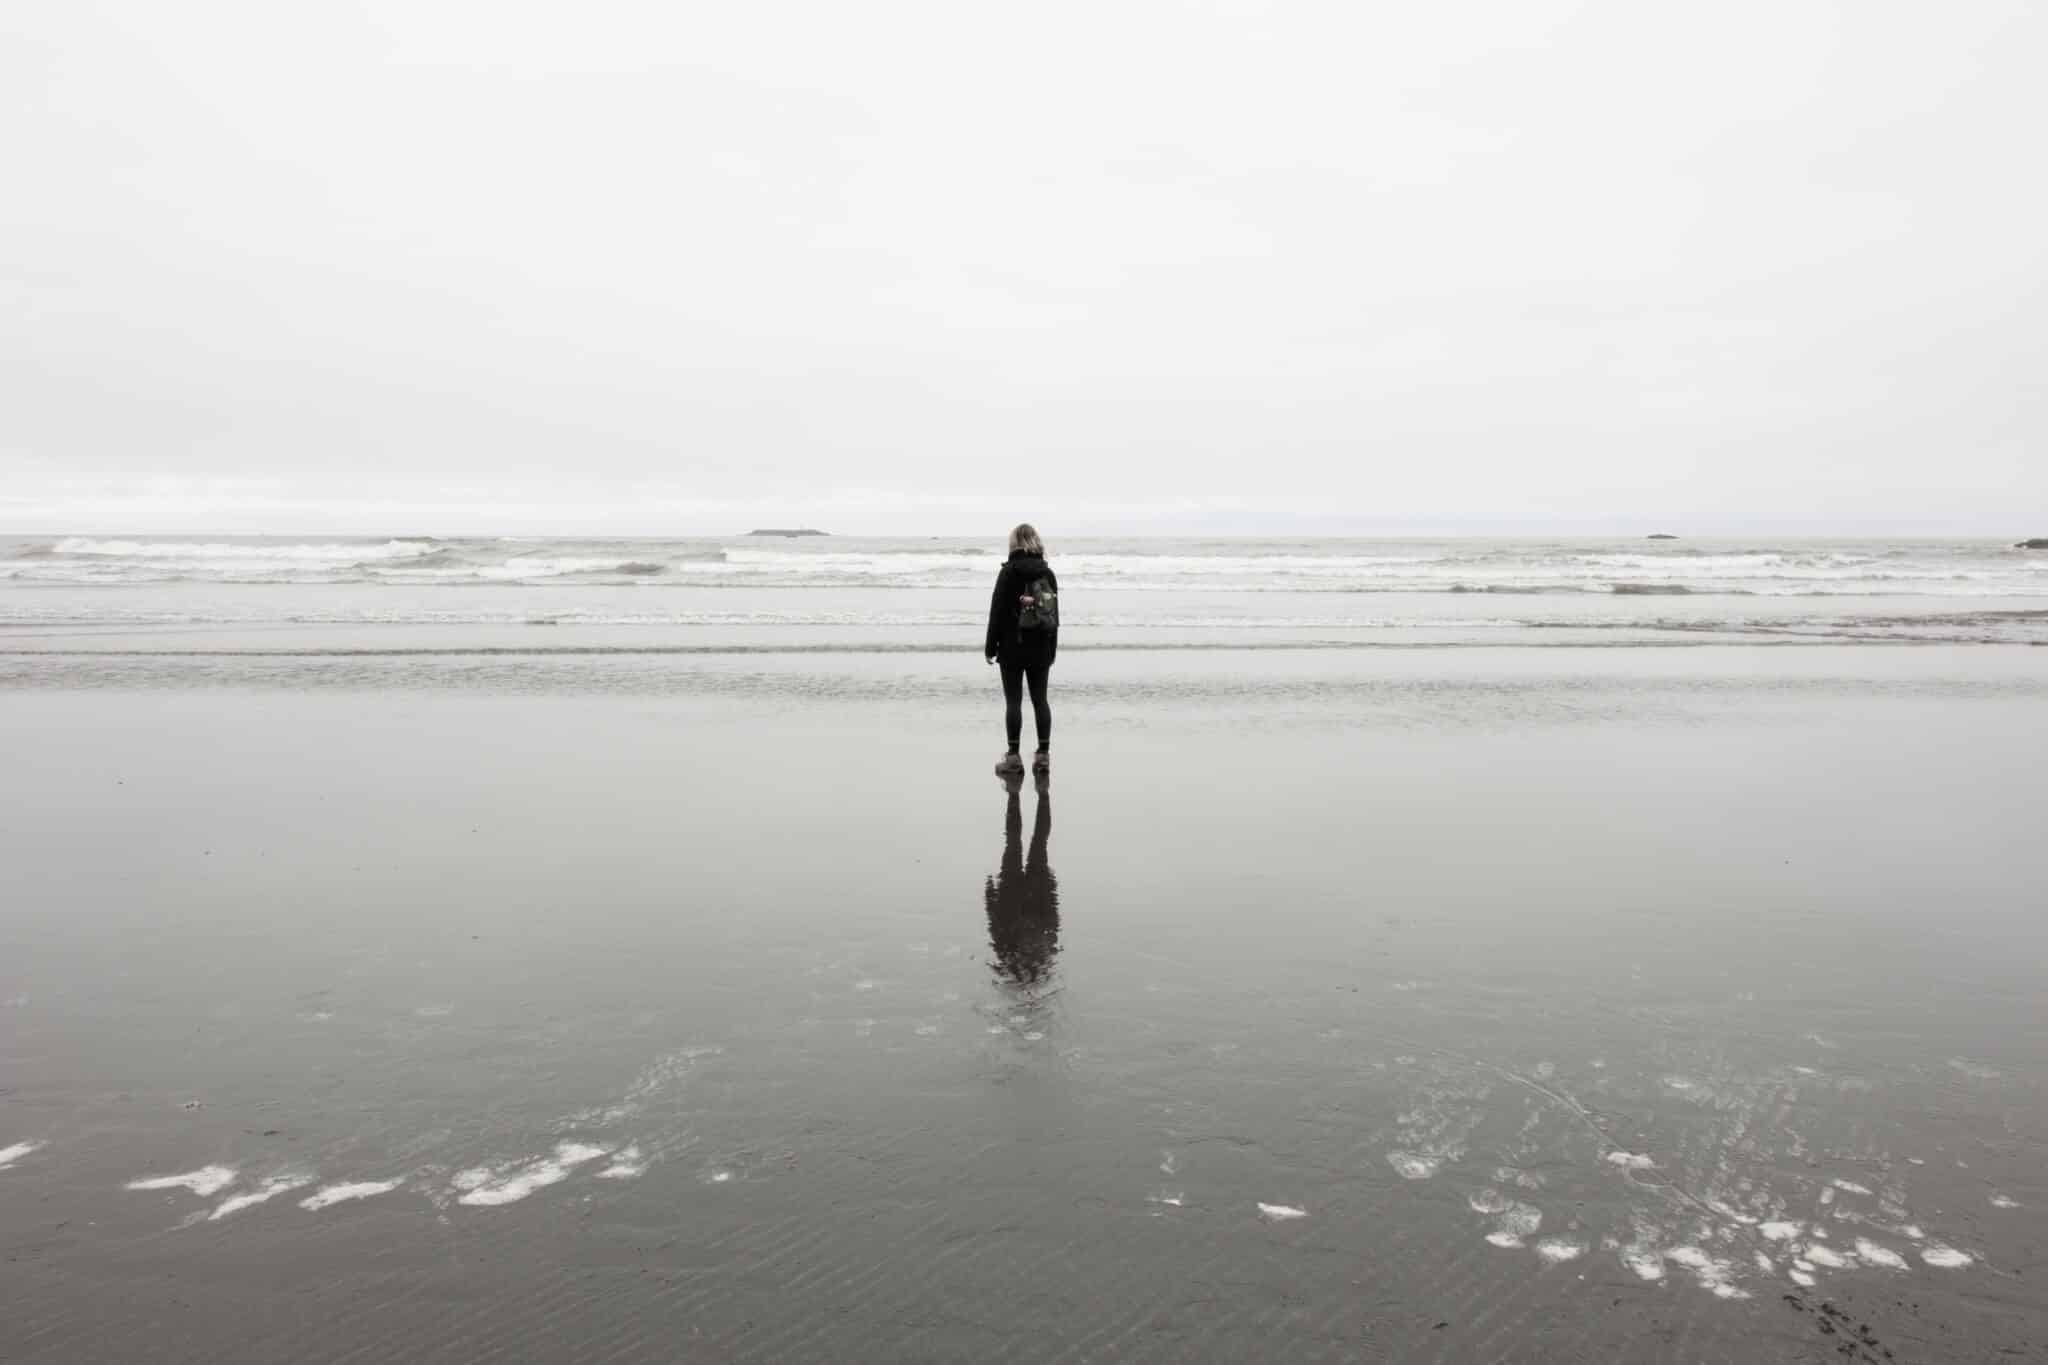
[4,0,2042,535]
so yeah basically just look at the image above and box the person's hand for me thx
[985,654,996,666]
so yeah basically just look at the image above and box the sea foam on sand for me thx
[301,1179,404,1211]
[126,1166,238,1197]
[210,1174,314,1220]
[0,1140,45,1169]
[453,1143,610,1207]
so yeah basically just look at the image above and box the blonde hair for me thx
[1008,523,1044,556]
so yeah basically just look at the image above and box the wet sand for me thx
[3,644,2046,1362]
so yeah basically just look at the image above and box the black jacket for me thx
[985,553,1059,662]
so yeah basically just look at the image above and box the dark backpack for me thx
[1017,574,1058,632]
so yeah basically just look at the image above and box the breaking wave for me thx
[52,537,440,563]
[1,537,2042,608]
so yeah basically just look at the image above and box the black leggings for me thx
[999,648,1053,751]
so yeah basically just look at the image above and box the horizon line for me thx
[4,525,2037,541]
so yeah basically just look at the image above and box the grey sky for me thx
[4,0,2042,535]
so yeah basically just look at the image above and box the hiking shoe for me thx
[1031,750,1050,774]
[994,752,1025,776]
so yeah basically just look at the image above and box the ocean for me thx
[3,534,2044,648]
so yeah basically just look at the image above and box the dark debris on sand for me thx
[1779,1293,1901,1364]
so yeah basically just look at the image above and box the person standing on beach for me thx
[985,523,1059,775]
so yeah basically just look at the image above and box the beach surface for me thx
[4,584,2048,1360]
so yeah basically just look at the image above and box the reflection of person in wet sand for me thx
[985,772,1060,990]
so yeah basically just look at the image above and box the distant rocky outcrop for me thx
[1646,533,1680,540]
[746,528,830,538]
[2017,538,2048,549]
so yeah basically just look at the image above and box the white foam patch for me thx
[1621,1248,1665,1281]
[1754,1250,1775,1273]
[1708,1279,1752,1300]
[1386,1151,1441,1180]
[1706,1199,1758,1226]
[0,1140,45,1170]
[1853,1238,1907,1270]
[1665,1246,1750,1299]
[1921,1244,1971,1269]
[1604,1150,1655,1170]
[1819,1186,1836,1206]
[1148,1191,1185,1208]
[595,1145,646,1180]
[209,1173,314,1220]
[1990,1194,2020,1209]
[1760,1220,1802,1241]
[1258,1202,1308,1221]
[1831,1178,1873,1196]
[300,1179,403,1210]
[1789,1268,1816,1287]
[1536,1238,1584,1264]
[1487,1202,1542,1247]
[1468,1188,1511,1215]
[126,1165,238,1197]
[454,1142,609,1207]
[1803,1243,1849,1269]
